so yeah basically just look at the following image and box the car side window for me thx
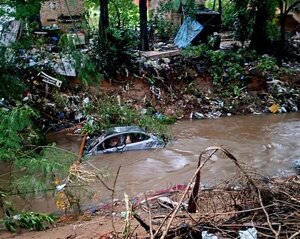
[140,133,150,141]
[100,135,126,149]
[130,133,150,143]
[125,134,132,144]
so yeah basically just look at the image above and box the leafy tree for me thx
[12,0,41,21]
[206,0,236,29]
[108,0,139,29]
[249,0,278,53]
[0,106,74,204]
[0,49,24,100]
[277,0,300,63]
[164,0,198,17]
[0,106,38,162]
[232,0,254,47]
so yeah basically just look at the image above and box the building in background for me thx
[40,0,85,32]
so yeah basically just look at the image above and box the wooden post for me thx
[77,134,87,164]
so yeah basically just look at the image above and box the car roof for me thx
[104,126,146,136]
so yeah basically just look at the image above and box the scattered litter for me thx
[53,57,76,77]
[56,183,67,192]
[268,104,280,113]
[293,159,300,174]
[157,197,176,209]
[150,86,162,100]
[202,231,218,239]
[239,228,257,239]
[39,71,62,87]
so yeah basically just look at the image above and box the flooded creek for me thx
[86,113,300,200]
[8,113,300,213]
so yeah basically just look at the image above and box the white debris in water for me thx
[202,231,218,239]
[239,228,258,239]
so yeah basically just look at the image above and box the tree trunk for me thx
[139,0,149,51]
[277,0,300,65]
[218,0,222,14]
[249,1,270,54]
[99,0,109,37]
[277,0,285,65]
[212,0,216,10]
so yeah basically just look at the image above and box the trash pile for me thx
[2,19,299,128]
[287,32,300,60]
[136,49,300,119]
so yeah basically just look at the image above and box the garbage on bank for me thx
[0,1,298,129]
[0,5,21,47]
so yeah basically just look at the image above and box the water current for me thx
[8,113,300,213]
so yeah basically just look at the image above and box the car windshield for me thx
[86,134,105,151]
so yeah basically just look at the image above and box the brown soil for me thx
[91,74,215,119]
[0,213,144,239]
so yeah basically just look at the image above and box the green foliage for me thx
[14,0,41,20]
[233,8,253,46]
[149,10,179,40]
[83,96,173,138]
[1,212,56,232]
[12,146,75,195]
[206,0,236,29]
[96,27,139,78]
[0,106,38,161]
[182,44,281,92]
[85,0,138,33]
[73,51,102,86]
[265,19,280,42]
[108,0,139,29]
[209,50,244,83]
[0,106,74,197]
[221,1,236,28]
[182,45,244,84]
[206,0,280,47]
[58,35,101,86]
[181,44,209,58]
[164,0,198,17]
[256,55,277,72]
[0,48,24,99]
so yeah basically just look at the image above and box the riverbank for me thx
[22,53,300,137]
[1,36,300,239]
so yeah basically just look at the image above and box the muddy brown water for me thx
[6,113,300,213]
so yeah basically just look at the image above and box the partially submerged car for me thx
[85,126,165,155]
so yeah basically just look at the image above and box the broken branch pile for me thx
[131,147,300,239]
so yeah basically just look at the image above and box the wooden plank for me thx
[141,49,181,59]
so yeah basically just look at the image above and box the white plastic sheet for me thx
[239,228,258,239]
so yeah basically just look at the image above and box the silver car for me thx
[85,126,165,155]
